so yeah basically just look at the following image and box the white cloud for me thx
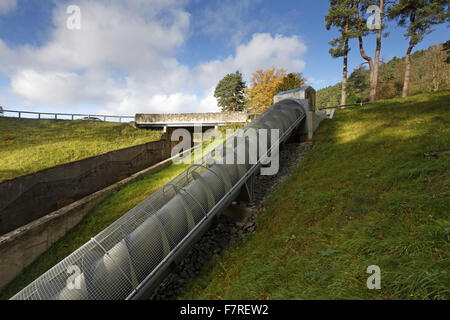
[195,0,263,46]
[11,70,83,104]
[196,88,218,113]
[0,1,308,115]
[193,0,301,48]
[109,92,199,115]
[194,33,307,87]
[12,1,189,77]
[3,0,192,112]
[0,0,17,14]
[10,69,120,106]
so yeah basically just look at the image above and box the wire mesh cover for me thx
[11,99,307,300]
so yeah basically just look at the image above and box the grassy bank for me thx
[0,118,162,182]
[181,91,450,300]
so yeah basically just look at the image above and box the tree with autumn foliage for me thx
[245,68,286,114]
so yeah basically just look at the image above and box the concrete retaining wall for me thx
[0,137,171,236]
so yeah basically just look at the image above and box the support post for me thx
[307,111,313,141]
[245,174,255,207]
[236,173,256,207]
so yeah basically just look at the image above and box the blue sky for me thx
[0,0,448,115]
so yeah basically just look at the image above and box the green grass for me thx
[181,91,450,300]
[0,118,162,182]
[0,132,227,300]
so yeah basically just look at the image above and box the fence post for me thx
[18,112,21,118]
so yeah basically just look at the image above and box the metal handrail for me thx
[0,108,134,122]
[318,101,369,110]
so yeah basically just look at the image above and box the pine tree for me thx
[388,0,450,97]
[275,73,307,94]
[326,0,355,105]
[351,0,386,102]
[214,71,247,112]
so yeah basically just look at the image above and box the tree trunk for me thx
[341,39,349,106]
[358,34,374,98]
[341,15,350,106]
[371,0,384,102]
[402,12,417,98]
[402,42,414,98]
[356,0,374,101]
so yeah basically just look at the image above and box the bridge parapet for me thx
[135,112,248,128]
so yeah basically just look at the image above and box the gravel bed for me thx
[150,141,312,300]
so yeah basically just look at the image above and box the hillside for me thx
[317,43,450,108]
[0,118,162,182]
[181,91,450,300]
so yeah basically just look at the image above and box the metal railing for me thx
[318,101,370,110]
[0,107,134,123]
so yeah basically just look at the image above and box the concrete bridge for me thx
[135,111,249,152]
